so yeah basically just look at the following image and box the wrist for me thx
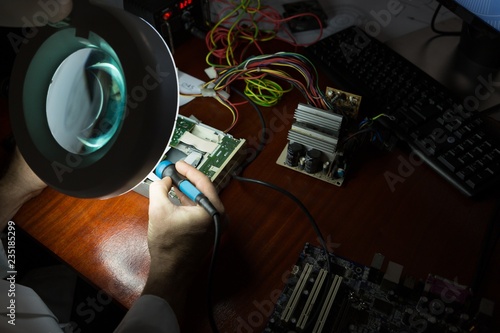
[143,255,194,316]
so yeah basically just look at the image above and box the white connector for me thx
[217,89,230,100]
[201,88,216,97]
[178,69,205,106]
[204,66,218,79]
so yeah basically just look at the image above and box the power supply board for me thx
[264,243,494,333]
[276,87,362,187]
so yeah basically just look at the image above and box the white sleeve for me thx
[114,295,180,333]
[0,279,63,332]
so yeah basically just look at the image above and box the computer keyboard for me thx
[306,25,500,197]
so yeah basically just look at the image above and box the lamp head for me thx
[9,0,178,198]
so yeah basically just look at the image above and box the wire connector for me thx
[205,66,218,79]
[217,89,230,100]
[201,88,216,97]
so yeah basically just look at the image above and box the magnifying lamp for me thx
[9,0,179,198]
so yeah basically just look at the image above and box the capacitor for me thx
[285,142,304,167]
[322,161,330,175]
[304,149,322,174]
[335,168,346,178]
[298,156,306,170]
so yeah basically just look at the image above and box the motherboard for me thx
[264,243,494,333]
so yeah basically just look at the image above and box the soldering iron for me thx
[155,160,220,217]
[155,159,222,332]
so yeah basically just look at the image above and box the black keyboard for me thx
[306,25,500,197]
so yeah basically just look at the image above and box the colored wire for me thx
[232,86,267,171]
[206,0,324,67]
[203,52,330,109]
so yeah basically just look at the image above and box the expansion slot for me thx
[313,275,343,333]
[297,268,328,329]
[281,263,313,322]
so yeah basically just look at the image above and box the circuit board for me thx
[325,87,362,120]
[264,243,492,333]
[276,102,346,186]
[133,115,246,197]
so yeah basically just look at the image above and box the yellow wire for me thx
[214,94,236,131]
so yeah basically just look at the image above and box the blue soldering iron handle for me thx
[155,160,219,217]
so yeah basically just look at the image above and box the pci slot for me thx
[312,275,343,333]
[281,263,313,322]
[297,268,328,329]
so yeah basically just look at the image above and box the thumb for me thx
[148,177,173,215]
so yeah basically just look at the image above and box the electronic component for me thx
[264,243,494,333]
[155,160,219,216]
[305,25,500,197]
[277,102,347,186]
[325,87,362,120]
[124,0,208,52]
[134,115,246,197]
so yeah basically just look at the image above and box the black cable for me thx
[232,175,333,332]
[207,213,223,333]
[231,86,268,171]
[471,197,500,295]
[431,4,461,36]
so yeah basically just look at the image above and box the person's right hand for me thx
[142,160,224,316]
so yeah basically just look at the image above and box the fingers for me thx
[148,176,173,215]
[175,161,225,214]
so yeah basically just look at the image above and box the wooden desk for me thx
[5,36,500,332]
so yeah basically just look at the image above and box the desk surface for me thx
[5,33,500,331]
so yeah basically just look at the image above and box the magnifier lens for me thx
[46,47,126,155]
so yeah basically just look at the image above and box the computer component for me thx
[325,86,362,120]
[305,25,500,197]
[134,115,246,197]
[264,243,494,333]
[276,102,347,187]
[124,0,208,52]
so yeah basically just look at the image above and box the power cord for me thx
[431,4,461,36]
[207,212,223,333]
[231,175,333,333]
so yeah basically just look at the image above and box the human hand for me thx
[0,146,47,228]
[142,160,224,315]
[0,0,73,27]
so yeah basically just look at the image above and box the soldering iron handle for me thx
[155,160,220,217]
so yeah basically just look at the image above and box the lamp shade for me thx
[9,0,178,198]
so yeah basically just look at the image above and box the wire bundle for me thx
[206,0,325,67]
[182,52,332,132]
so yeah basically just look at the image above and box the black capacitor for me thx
[304,149,322,174]
[285,142,304,167]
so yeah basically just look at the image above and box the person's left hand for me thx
[0,147,47,228]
